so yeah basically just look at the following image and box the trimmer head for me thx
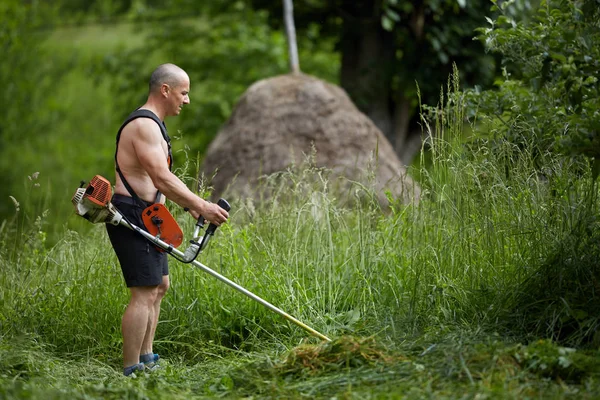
[72,175,122,225]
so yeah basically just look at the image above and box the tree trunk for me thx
[393,96,411,158]
[340,0,394,139]
[338,0,425,165]
[283,0,300,74]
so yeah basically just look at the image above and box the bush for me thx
[470,0,600,166]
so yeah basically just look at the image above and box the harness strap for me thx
[115,109,172,207]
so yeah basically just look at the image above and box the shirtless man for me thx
[106,63,228,377]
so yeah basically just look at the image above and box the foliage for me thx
[510,208,600,345]
[459,1,600,343]
[97,1,340,160]
[469,0,600,167]
[0,0,56,219]
[510,339,600,382]
[0,1,126,237]
[56,0,130,23]
[421,69,600,346]
[381,0,497,100]
[250,0,499,137]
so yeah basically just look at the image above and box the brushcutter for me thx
[72,175,331,342]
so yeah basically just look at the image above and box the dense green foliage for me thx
[253,0,498,103]
[470,0,600,162]
[0,1,56,219]
[1,0,128,237]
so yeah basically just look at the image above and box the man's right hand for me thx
[199,200,229,226]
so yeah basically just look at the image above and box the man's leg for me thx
[122,285,159,368]
[140,275,170,357]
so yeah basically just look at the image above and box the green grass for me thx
[2,29,600,399]
[2,127,600,397]
[1,334,599,399]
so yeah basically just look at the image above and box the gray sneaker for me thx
[144,362,160,372]
[124,362,144,377]
[141,353,160,372]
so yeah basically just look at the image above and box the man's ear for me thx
[161,83,170,97]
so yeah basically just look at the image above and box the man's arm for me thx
[133,118,228,225]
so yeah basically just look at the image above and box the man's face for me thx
[165,75,190,116]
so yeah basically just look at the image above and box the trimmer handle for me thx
[195,198,230,230]
[205,198,231,235]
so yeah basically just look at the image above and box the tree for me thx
[471,0,600,170]
[250,0,498,164]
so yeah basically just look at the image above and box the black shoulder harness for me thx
[115,109,173,207]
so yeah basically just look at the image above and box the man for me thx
[106,63,229,377]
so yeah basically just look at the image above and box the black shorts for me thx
[106,194,169,287]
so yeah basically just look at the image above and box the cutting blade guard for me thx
[142,203,184,249]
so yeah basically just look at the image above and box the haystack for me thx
[200,73,420,205]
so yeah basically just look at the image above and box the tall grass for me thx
[1,70,598,377]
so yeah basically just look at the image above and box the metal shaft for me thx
[122,219,332,342]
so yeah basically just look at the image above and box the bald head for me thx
[149,63,188,94]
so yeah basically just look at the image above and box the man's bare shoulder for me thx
[122,117,162,143]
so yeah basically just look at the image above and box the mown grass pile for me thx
[226,335,600,398]
[275,336,398,375]
[1,81,600,398]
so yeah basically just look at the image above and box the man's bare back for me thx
[114,114,169,204]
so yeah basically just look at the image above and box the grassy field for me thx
[2,121,600,398]
[2,19,600,400]
[2,334,599,399]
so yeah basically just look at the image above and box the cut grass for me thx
[1,334,599,399]
[274,336,399,375]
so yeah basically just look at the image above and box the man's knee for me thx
[130,286,160,306]
[157,276,170,299]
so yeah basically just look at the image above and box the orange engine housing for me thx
[85,175,112,207]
